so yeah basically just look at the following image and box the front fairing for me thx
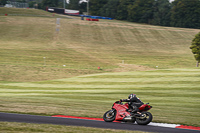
[112,103,130,121]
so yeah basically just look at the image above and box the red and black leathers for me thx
[121,94,144,113]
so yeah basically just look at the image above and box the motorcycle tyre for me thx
[103,109,116,122]
[131,117,136,123]
[136,112,152,125]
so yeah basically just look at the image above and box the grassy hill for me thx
[0,7,200,128]
[0,7,54,16]
[0,8,199,82]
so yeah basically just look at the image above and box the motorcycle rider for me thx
[120,94,144,116]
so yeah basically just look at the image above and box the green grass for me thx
[0,69,200,127]
[0,8,200,130]
[0,7,60,17]
[0,122,147,133]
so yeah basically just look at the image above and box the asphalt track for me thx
[0,112,199,133]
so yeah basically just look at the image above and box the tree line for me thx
[89,0,200,29]
[1,0,200,29]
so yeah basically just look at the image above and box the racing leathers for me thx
[120,94,144,113]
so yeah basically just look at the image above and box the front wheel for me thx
[103,109,116,122]
[136,112,153,125]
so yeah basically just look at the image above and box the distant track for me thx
[0,112,199,133]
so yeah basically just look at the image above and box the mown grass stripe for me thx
[53,77,200,82]
[73,71,200,78]
[1,83,200,88]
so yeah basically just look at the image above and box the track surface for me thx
[0,112,199,133]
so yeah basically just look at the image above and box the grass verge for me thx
[0,122,147,133]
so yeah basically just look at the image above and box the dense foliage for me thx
[67,0,80,10]
[127,0,154,23]
[41,0,59,9]
[170,0,200,28]
[89,0,200,29]
[190,32,200,67]
[89,0,107,16]
[152,0,171,26]
[0,0,7,5]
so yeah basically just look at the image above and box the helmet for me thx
[128,94,136,99]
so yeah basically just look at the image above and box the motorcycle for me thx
[103,101,153,125]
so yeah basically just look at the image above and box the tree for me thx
[190,32,200,67]
[57,0,64,8]
[16,0,27,2]
[127,0,154,23]
[99,0,120,18]
[79,2,87,14]
[29,1,37,8]
[152,0,171,26]
[116,0,135,20]
[41,0,59,9]
[68,0,80,10]
[0,0,7,5]
[170,0,200,29]
[89,0,108,16]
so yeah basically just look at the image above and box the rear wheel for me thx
[103,109,116,122]
[136,112,153,125]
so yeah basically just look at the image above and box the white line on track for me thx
[148,122,180,128]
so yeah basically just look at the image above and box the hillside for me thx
[0,7,199,82]
[0,7,52,16]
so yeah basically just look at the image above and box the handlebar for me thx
[115,101,123,105]
[116,101,150,105]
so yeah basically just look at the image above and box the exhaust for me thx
[123,116,133,121]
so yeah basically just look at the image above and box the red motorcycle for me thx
[103,101,153,125]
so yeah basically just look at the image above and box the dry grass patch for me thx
[113,63,154,72]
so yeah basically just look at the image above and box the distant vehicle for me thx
[4,4,13,8]
[64,9,79,15]
[47,7,79,16]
